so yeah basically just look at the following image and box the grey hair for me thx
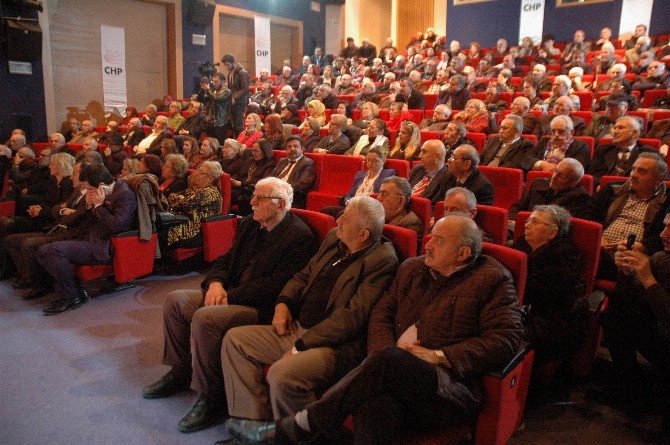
[0,145,11,157]
[84,137,99,150]
[330,114,348,128]
[455,144,480,169]
[441,213,483,259]
[382,176,412,209]
[146,104,157,112]
[346,196,385,242]
[554,75,571,89]
[256,176,294,211]
[445,187,477,211]
[122,158,140,174]
[155,115,168,127]
[223,138,242,155]
[550,115,574,131]
[11,134,26,146]
[201,160,223,182]
[18,146,35,158]
[559,158,584,182]
[533,204,572,237]
[50,133,66,144]
[83,151,103,165]
[505,114,524,134]
[50,152,75,177]
[165,153,189,177]
[637,152,668,180]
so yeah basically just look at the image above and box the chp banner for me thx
[519,0,545,46]
[254,16,271,77]
[100,25,127,114]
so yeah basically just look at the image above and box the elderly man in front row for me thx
[593,153,669,279]
[142,178,319,433]
[222,196,399,431]
[226,214,524,444]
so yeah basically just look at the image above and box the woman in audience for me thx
[159,153,189,202]
[519,37,537,58]
[307,100,327,126]
[164,160,222,249]
[280,104,301,126]
[541,34,561,56]
[124,106,139,124]
[354,102,380,129]
[320,65,336,87]
[321,147,396,218]
[511,204,587,370]
[192,137,220,169]
[231,138,275,214]
[452,99,493,133]
[386,102,411,132]
[263,114,286,150]
[346,118,390,157]
[237,113,264,150]
[389,120,421,161]
[160,139,179,161]
[467,41,482,62]
[138,154,163,181]
[120,158,140,178]
[181,136,199,169]
[299,118,322,152]
[219,138,245,178]
[335,101,354,126]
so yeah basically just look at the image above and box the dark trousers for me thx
[4,229,74,283]
[162,289,258,403]
[307,347,479,444]
[36,240,102,302]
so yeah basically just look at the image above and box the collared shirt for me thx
[356,169,380,197]
[279,155,302,181]
[136,131,159,153]
[603,192,652,244]
[489,136,520,167]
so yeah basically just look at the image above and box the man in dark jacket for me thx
[523,115,591,172]
[225,214,523,444]
[396,78,425,111]
[143,178,318,434]
[197,72,233,142]
[221,54,251,135]
[437,74,471,111]
[408,139,450,206]
[444,144,494,206]
[480,114,534,170]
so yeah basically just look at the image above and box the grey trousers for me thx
[222,323,338,421]
[161,289,258,402]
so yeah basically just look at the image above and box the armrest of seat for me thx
[111,231,158,282]
[0,199,16,217]
[202,214,239,262]
[476,342,534,445]
[306,192,342,212]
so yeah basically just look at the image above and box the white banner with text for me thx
[254,16,271,77]
[100,25,127,114]
[519,0,545,45]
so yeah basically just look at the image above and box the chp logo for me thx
[256,34,269,57]
[102,45,124,75]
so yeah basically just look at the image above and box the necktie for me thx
[614,150,630,175]
[412,176,431,197]
[279,160,295,179]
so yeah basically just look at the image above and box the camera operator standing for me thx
[197,72,232,144]
[220,54,250,136]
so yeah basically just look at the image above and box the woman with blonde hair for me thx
[388,120,421,161]
[453,99,492,133]
[237,113,264,150]
[307,99,327,126]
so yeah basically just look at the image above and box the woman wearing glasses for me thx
[511,204,587,375]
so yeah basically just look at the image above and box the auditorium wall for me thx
[446,0,670,48]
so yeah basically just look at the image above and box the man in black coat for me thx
[534,97,586,138]
[437,74,471,111]
[480,114,534,170]
[271,137,316,208]
[222,54,251,135]
[443,144,494,206]
[588,116,657,183]
[395,77,425,111]
[408,139,450,206]
[143,177,318,434]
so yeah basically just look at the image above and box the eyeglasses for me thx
[526,217,556,228]
[449,156,467,161]
[252,195,282,202]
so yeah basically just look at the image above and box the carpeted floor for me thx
[1,272,667,445]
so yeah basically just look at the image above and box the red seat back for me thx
[641,89,667,108]
[290,208,336,242]
[382,224,417,261]
[478,166,523,210]
[219,173,231,214]
[202,215,238,262]
[383,158,410,179]
[409,196,432,235]
[304,152,325,191]
[481,242,528,304]
[424,94,438,110]
[112,232,158,283]
[318,154,365,195]
[573,91,593,111]
[465,132,487,153]
[419,130,440,145]
[408,109,424,125]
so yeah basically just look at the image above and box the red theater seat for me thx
[290,208,336,242]
[306,154,365,211]
[478,166,523,210]
[382,224,417,260]
[434,202,509,245]
[384,158,410,178]
[466,132,487,152]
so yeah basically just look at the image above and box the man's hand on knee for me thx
[204,282,228,306]
[273,303,294,336]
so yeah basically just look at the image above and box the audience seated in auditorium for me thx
[562,30,591,63]
[632,61,670,94]
[419,105,451,132]
[588,116,656,182]
[600,208,670,435]
[353,102,380,130]
[141,104,158,127]
[437,74,471,111]
[123,118,146,148]
[527,64,552,92]
[191,137,219,170]
[395,78,425,111]
[334,74,356,96]
[453,99,494,134]
[219,139,245,179]
[159,153,189,204]
[312,114,351,155]
[526,115,591,172]
[222,196,398,440]
[483,83,508,113]
[511,204,587,367]
[510,96,539,135]
[263,114,286,151]
[595,79,639,111]
[536,96,586,138]
[545,75,581,112]
[34,164,136,314]
[299,118,322,153]
[346,118,390,157]
[274,66,299,91]
[376,176,423,235]
[444,144,494,206]
[180,137,199,169]
[306,100,327,127]
[408,139,449,206]
[270,136,316,208]
[481,114,533,169]
[584,99,636,143]
[231,139,275,215]
[69,119,99,144]
[63,119,81,143]
[352,79,380,110]
[592,153,669,279]
[225,213,522,444]
[280,105,301,127]
[249,82,275,116]
[237,113,264,151]
[143,177,317,432]
[135,116,172,155]
[101,133,128,177]
[167,102,184,131]
[389,120,421,162]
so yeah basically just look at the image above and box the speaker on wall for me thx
[3,18,42,62]
[185,0,216,27]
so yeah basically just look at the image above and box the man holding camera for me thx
[197,72,232,143]
[221,54,250,136]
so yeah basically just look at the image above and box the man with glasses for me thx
[143,177,318,433]
[444,144,493,205]
[525,115,590,173]
[536,96,586,138]
[419,105,451,132]
[376,176,423,235]
[312,114,351,155]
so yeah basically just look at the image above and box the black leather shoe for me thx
[142,371,190,399]
[24,287,53,301]
[178,395,227,433]
[42,293,87,315]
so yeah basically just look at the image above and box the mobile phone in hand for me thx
[626,233,637,250]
